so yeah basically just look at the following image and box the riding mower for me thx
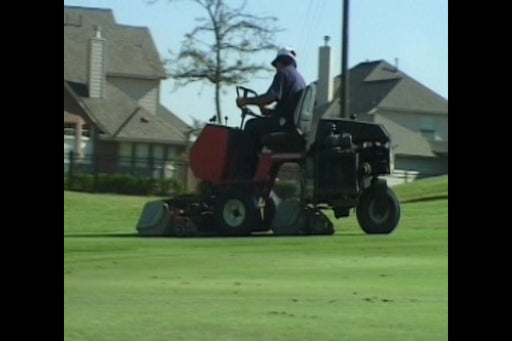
[136,82,401,237]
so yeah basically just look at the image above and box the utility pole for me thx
[340,0,349,118]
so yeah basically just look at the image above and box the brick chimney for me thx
[316,36,332,106]
[87,26,107,98]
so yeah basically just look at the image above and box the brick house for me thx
[64,6,191,179]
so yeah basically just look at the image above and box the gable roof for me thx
[379,76,448,114]
[324,60,447,118]
[157,104,192,136]
[375,115,436,158]
[65,81,188,144]
[64,5,166,83]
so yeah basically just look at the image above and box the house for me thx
[64,6,191,179]
[315,48,448,183]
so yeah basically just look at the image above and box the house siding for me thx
[108,77,159,115]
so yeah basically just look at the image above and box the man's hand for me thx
[237,92,277,109]
[258,105,273,116]
[236,97,246,108]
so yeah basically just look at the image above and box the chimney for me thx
[87,26,107,98]
[316,36,332,107]
[394,57,399,72]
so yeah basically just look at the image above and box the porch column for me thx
[74,121,83,158]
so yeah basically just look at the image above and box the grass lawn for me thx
[392,174,448,203]
[64,178,447,341]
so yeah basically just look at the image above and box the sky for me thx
[63,0,448,127]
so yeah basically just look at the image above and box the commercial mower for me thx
[136,82,400,237]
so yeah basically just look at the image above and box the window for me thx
[82,124,90,137]
[64,123,75,136]
[420,117,436,140]
[118,142,133,170]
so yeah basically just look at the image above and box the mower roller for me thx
[136,83,401,237]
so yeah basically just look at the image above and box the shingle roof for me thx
[325,60,447,117]
[379,76,447,114]
[64,5,166,82]
[157,104,191,135]
[374,115,436,157]
[71,82,187,144]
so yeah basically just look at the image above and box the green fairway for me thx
[392,174,448,203]
[64,179,447,341]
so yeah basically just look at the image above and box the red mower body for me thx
[189,125,241,184]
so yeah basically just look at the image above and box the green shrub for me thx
[66,173,184,196]
[68,173,95,192]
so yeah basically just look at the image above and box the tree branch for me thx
[153,0,282,119]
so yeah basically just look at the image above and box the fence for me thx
[64,151,445,195]
[64,151,192,195]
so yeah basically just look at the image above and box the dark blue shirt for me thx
[267,65,306,127]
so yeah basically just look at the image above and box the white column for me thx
[74,121,83,158]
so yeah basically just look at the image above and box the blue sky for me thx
[64,0,448,127]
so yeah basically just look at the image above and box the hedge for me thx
[65,173,184,196]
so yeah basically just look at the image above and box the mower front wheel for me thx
[214,189,258,236]
[356,186,400,234]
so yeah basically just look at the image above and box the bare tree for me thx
[149,0,281,124]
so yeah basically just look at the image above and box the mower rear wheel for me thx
[214,189,258,236]
[356,186,400,234]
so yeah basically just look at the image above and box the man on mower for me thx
[235,47,306,179]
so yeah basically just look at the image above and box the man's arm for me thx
[236,92,277,108]
[236,72,283,109]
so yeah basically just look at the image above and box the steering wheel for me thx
[236,86,264,128]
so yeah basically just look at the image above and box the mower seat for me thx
[261,82,317,154]
[260,131,305,153]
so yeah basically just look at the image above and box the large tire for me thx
[356,186,401,234]
[214,189,258,236]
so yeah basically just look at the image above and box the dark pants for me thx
[236,116,288,177]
